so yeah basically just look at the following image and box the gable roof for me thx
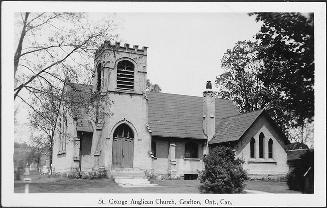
[147,92,239,139]
[66,83,286,143]
[209,110,263,144]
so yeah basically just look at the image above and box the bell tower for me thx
[93,41,148,94]
[93,41,152,171]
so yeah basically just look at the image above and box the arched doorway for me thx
[112,123,134,168]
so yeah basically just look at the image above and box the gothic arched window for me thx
[113,123,134,138]
[96,63,102,92]
[259,132,265,158]
[250,137,255,158]
[117,60,134,90]
[268,139,273,158]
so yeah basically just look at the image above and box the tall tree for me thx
[250,12,314,131]
[14,12,117,99]
[216,13,314,143]
[217,40,291,131]
[14,12,117,172]
[217,40,266,113]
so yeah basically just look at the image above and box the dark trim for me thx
[248,160,277,164]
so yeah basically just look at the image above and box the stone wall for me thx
[100,93,152,172]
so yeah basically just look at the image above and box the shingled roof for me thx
[147,92,240,139]
[209,110,264,144]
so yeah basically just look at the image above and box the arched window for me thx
[259,132,265,158]
[250,137,255,158]
[185,142,198,158]
[113,123,134,138]
[96,63,102,92]
[117,60,134,90]
[268,139,273,158]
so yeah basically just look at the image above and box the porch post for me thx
[72,119,80,171]
[168,141,177,177]
[73,137,81,171]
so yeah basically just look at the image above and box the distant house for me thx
[52,41,290,179]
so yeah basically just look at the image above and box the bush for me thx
[286,149,314,193]
[66,169,107,179]
[198,146,248,194]
[67,171,81,179]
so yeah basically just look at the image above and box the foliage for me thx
[286,142,309,150]
[67,169,108,179]
[218,41,269,112]
[286,149,314,193]
[14,12,117,98]
[198,146,248,194]
[144,169,156,181]
[146,79,162,93]
[217,13,314,142]
[14,12,117,173]
[250,12,314,129]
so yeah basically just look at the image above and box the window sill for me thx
[248,159,276,164]
[57,151,66,156]
[184,158,201,161]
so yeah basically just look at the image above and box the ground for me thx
[14,174,301,194]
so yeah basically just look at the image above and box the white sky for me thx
[110,13,261,96]
[14,12,262,143]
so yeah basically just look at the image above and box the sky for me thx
[14,12,262,143]
[111,13,261,96]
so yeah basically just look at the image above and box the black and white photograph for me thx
[1,1,326,207]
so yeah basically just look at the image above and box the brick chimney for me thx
[203,81,216,143]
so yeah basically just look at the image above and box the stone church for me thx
[52,41,289,179]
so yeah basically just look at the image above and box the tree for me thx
[198,146,248,194]
[14,12,117,173]
[217,40,267,113]
[217,40,291,131]
[14,12,117,99]
[216,13,314,142]
[250,12,314,134]
[146,79,162,93]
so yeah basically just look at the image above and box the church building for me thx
[52,41,289,179]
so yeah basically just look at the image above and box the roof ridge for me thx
[219,109,263,120]
[148,92,202,98]
[148,91,235,102]
[286,149,309,151]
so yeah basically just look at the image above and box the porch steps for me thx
[111,168,158,187]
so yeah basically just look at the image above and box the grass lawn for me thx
[14,175,301,194]
[245,180,301,193]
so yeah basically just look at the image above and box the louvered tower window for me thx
[117,60,134,90]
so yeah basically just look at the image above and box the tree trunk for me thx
[14,12,30,79]
[48,78,68,175]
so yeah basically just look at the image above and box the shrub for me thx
[286,149,314,193]
[198,146,248,194]
[67,171,81,179]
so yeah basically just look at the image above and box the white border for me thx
[2,2,326,207]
